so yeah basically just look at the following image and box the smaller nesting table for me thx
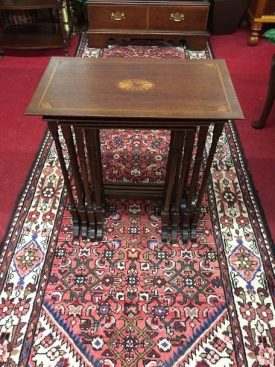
[26,57,243,243]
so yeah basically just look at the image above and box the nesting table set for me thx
[26,57,243,243]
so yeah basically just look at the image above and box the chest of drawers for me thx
[87,0,209,50]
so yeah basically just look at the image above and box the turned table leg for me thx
[252,54,275,129]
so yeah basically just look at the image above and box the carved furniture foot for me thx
[248,21,262,45]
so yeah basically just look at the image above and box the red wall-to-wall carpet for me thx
[0,30,274,242]
[0,37,79,241]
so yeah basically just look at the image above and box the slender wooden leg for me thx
[161,131,175,242]
[180,129,196,241]
[191,123,224,241]
[75,128,96,241]
[163,131,174,193]
[171,128,196,243]
[169,130,185,243]
[172,131,185,205]
[48,121,80,238]
[182,125,208,243]
[95,130,104,193]
[61,126,88,239]
[94,129,104,240]
[161,131,182,242]
[252,54,275,129]
[85,129,104,241]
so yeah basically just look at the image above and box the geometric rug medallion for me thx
[0,36,274,367]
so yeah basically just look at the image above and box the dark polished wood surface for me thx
[26,57,243,120]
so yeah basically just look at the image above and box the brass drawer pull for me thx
[169,12,185,22]
[111,11,126,21]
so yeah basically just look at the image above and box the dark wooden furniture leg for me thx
[61,125,88,239]
[170,128,196,243]
[85,129,104,241]
[181,125,208,243]
[75,127,96,241]
[161,131,182,242]
[48,121,80,238]
[252,54,275,129]
[161,131,175,242]
[95,129,104,197]
[191,123,224,241]
[170,131,185,242]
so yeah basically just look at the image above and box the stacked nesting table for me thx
[26,57,243,243]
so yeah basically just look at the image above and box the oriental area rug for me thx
[0,36,275,367]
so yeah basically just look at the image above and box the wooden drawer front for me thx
[88,5,147,29]
[149,5,208,31]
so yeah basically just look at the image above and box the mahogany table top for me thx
[26,57,243,121]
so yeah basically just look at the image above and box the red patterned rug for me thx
[0,36,274,367]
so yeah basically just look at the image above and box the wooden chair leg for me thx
[252,54,275,129]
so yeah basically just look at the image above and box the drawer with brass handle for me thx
[110,11,126,21]
[169,12,185,22]
[149,5,208,31]
[88,5,147,29]
[87,0,210,50]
